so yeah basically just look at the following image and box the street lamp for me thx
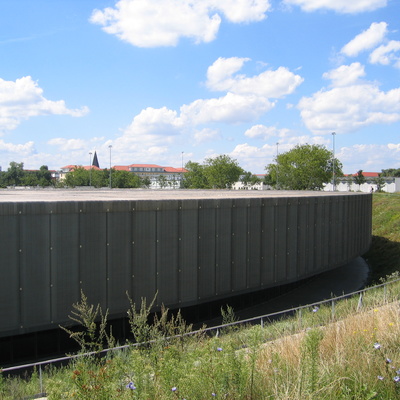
[332,132,336,191]
[109,145,112,189]
[276,142,279,190]
[89,152,92,187]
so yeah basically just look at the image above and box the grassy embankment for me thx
[1,192,400,400]
[365,192,400,283]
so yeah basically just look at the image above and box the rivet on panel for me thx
[107,243,109,246]
[19,288,22,291]
[50,247,52,251]
[19,211,22,214]
[19,249,22,253]
[80,245,82,248]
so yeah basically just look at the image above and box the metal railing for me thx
[2,277,400,398]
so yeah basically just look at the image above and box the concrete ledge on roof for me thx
[0,188,370,202]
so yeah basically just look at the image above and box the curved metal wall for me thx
[0,193,372,337]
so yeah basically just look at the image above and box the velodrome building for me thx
[0,189,371,362]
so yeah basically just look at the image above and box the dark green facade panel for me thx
[0,193,372,337]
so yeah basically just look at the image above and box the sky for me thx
[0,0,399,174]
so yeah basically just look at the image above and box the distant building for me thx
[324,172,400,193]
[58,163,187,188]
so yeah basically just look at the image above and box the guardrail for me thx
[2,277,400,399]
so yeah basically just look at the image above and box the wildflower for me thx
[312,306,319,313]
[172,387,177,392]
[212,393,216,397]
[373,343,381,350]
[217,347,222,352]
[126,382,136,390]
[378,376,384,380]
[386,358,392,364]
[393,376,400,383]
[396,369,400,375]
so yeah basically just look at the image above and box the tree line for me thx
[1,145,398,190]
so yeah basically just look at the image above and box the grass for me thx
[1,192,400,399]
[365,193,400,283]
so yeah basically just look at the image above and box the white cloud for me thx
[206,57,304,98]
[340,143,400,172]
[283,0,387,14]
[341,22,388,57]
[90,0,271,48]
[180,92,274,125]
[322,62,366,87]
[298,65,400,134]
[0,76,89,132]
[369,40,400,67]
[0,139,35,155]
[193,128,220,144]
[48,138,87,151]
[244,124,289,140]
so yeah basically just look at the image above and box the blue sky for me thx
[0,0,399,174]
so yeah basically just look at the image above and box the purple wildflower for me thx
[312,306,319,313]
[172,387,177,392]
[394,376,400,383]
[373,343,381,350]
[386,358,392,364]
[217,347,222,352]
[378,376,384,380]
[126,382,136,390]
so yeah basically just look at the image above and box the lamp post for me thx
[332,132,336,191]
[108,145,112,189]
[276,142,279,190]
[89,152,92,187]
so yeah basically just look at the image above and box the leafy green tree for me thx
[381,168,400,177]
[265,144,343,190]
[112,170,141,188]
[241,171,261,189]
[203,155,244,189]
[64,167,90,187]
[157,175,168,189]
[5,162,25,186]
[141,177,151,188]
[373,175,386,192]
[182,161,209,189]
[353,170,366,190]
[37,165,53,186]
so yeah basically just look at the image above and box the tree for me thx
[182,161,209,189]
[373,175,386,192]
[64,167,89,187]
[265,144,343,190]
[6,162,25,186]
[157,175,168,189]
[241,171,261,189]
[203,155,244,189]
[353,170,366,191]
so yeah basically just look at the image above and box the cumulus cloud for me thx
[0,76,89,133]
[341,22,388,57]
[48,138,88,151]
[298,64,400,134]
[194,128,220,144]
[206,57,304,98]
[0,139,35,155]
[369,40,400,68]
[180,92,274,125]
[90,0,271,47]
[322,62,366,87]
[244,124,289,140]
[283,0,387,14]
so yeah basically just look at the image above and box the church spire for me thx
[92,151,100,168]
